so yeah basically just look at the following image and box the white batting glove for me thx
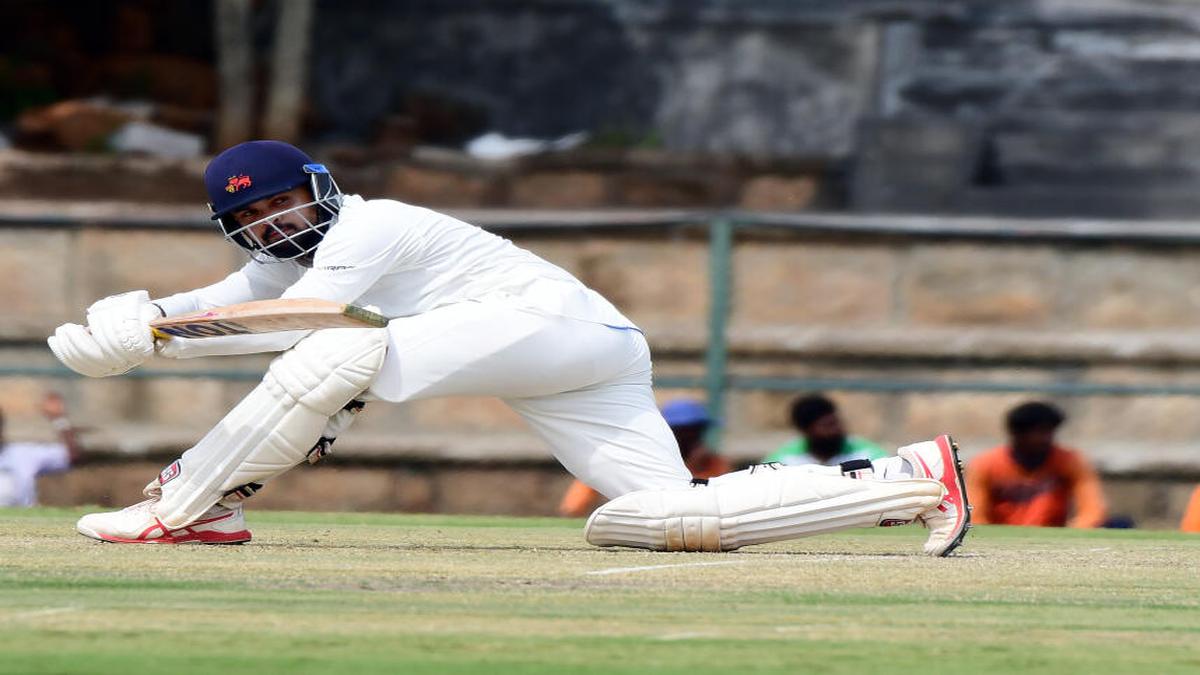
[47,290,159,378]
[48,323,126,377]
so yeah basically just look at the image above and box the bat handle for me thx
[151,328,173,341]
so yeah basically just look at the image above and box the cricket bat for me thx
[150,298,389,339]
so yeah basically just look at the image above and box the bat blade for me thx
[150,298,388,339]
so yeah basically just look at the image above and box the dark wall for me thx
[11,0,1200,217]
[310,0,1200,217]
[855,0,1200,217]
[309,0,871,157]
[310,0,658,144]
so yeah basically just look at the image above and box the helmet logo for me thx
[225,175,253,193]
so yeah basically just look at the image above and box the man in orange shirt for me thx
[967,401,1106,528]
[559,399,731,517]
[1182,486,1200,533]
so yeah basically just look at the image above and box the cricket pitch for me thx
[2,508,1198,674]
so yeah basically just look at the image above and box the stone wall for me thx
[308,0,879,158]
[6,205,1200,474]
[302,0,1200,218]
[854,0,1200,217]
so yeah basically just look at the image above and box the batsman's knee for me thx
[267,327,388,416]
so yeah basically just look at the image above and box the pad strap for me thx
[840,458,876,480]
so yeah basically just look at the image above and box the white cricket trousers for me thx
[366,301,692,498]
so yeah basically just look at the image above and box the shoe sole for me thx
[76,523,251,545]
[935,434,972,557]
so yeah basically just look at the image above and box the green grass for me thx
[2,508,1199,674]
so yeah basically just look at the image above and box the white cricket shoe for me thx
[898,434,971,557]
[76,499,252,544]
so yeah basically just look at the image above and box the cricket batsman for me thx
[48,140,970,555]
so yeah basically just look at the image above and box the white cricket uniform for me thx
[0,442,71,507]
[154,195,691,497]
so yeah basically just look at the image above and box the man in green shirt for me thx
[764,393,888,466]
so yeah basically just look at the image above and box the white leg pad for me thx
[153,327,388,528]
[585,465,944,552]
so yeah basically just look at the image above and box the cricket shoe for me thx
[76,499,251,544]
[897,434,971,557]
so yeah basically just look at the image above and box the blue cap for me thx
[661,399,713,427]
[205,140,316,218]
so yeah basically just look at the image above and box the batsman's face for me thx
[233,186,319,248]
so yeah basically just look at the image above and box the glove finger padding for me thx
[48,323,135,377]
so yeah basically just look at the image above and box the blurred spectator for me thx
[558,398,730,517]
[0,392,82,507]
[967,401,1106,528]
[763,393,887,467]
[1182,486,1200,533]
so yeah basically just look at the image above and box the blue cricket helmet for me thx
[204,140,343,263]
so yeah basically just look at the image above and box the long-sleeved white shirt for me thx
[154,196,635,357]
